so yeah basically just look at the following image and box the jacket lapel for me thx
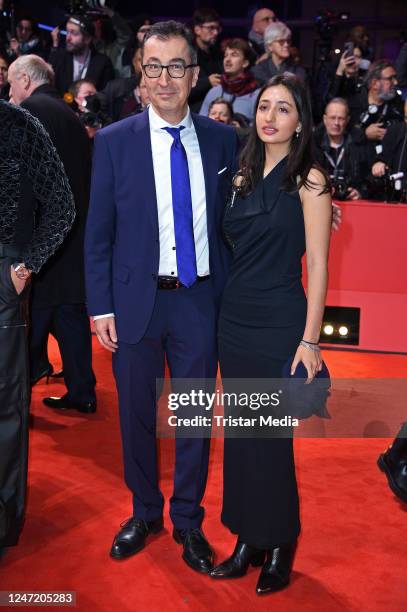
[192,114,218,239]
[131,110,159,232]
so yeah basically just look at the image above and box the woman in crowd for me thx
[210,73,332,594]
[328,45,367,101]
[252,22,307,85]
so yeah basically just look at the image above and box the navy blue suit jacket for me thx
[84,109,238,344]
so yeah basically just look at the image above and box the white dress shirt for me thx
[94,105,209,320]
[149,104,209,277]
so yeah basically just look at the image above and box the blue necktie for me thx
[162,126,197,288]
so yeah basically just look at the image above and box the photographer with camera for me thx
[49,14,114,96]
[348,60,404,166]
[368,99,407,201]
[69,77,111,138]
[315,98,369,201]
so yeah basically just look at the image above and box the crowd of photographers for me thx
[0,4,407,202]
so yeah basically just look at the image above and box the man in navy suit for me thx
[85,21,237,573]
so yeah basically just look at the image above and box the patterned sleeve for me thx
[17,108,76,273]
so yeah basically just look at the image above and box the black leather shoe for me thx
[173,528,214,573]
[43,394,96,414]
[256,541,297,595]
[210,539,265,579]
[378,451,407,503]
[110,517,164,560]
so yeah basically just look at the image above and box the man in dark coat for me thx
[49,15,114,95]
[8,53,96,413]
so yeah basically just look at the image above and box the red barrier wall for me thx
[305,200,407,353]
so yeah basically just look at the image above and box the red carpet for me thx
[1,338,406,611]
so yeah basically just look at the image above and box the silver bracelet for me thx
[300,340,321,352]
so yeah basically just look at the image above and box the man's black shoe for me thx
[173,528,214,573]
[378,451,407,503]
[110,517,164,559]
[43,394,96,414]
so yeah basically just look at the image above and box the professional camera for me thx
[78,94,109,129]
[385,170,407,203]
[331,175,350,201]
[63,0,116,16]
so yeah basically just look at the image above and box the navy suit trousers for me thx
[112,280,218,529]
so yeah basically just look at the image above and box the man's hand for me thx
[94,316,118,352]
[365,122,387,141]
[10,265,28,295]
[372,161,387,177]
[208,74,222,87]
[332,202,342,231]
[347,187,361,200]
[51,26,60,48]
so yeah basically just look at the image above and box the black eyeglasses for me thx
[142,63,198,78]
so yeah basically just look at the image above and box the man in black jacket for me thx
[0,99,74,550]
[189,7,223,112]
[49,15,114,95]
[347,60,404,167]
[8,54,96,413]
[314,98,369,200]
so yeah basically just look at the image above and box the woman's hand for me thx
[290,344,323,384]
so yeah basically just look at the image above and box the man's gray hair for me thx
[11,54,54,86]
[325,97,350,115]
[264,21,291,47]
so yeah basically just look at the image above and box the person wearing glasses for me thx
[189,7,223,111]
[85,20,238,574]
[252,21,306,87]
[248,7,277,59]
[349,60,404,167]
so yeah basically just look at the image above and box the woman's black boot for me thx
[256,541,297,595]
[210,539,265,579]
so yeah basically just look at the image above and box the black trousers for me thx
[29,304,96,403]
[0,258,30,547]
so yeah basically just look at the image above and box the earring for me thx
[295,127,301,138]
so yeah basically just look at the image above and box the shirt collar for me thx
[149,104,193,131]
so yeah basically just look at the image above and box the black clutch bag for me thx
[279,358,331,420]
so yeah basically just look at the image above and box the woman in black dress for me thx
[210,74,332,594]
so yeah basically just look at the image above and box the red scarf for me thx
[220,71,258,97]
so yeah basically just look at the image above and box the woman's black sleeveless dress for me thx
[218,156,307,549]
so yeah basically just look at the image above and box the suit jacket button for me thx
[152,274,157,280]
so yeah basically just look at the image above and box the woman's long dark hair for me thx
[238,73,329,195]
